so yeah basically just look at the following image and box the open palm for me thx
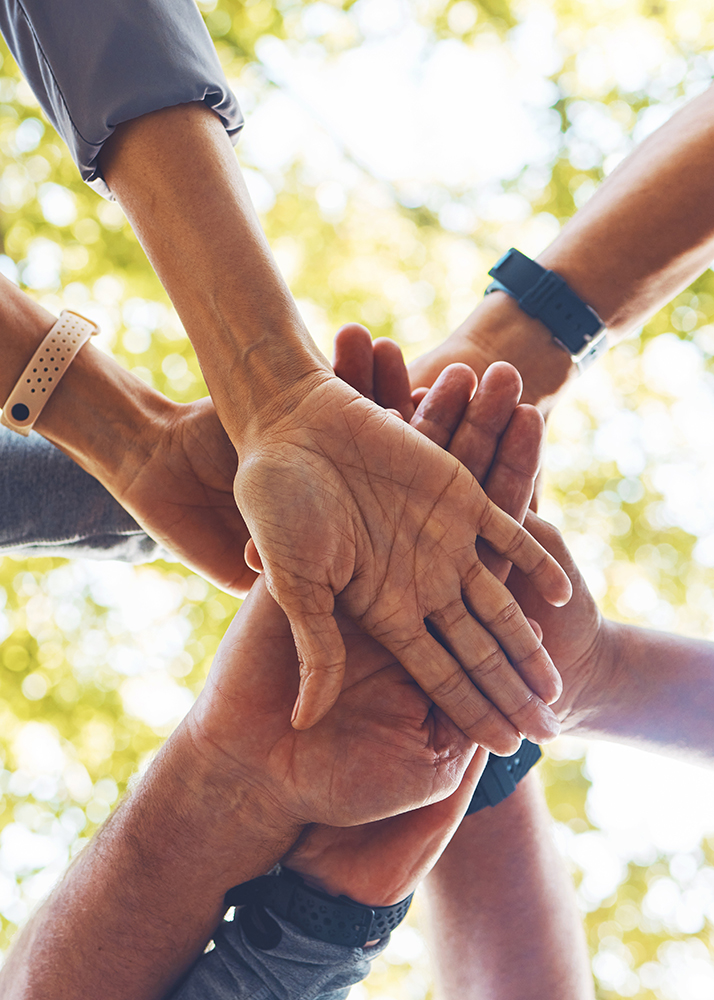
[235,374,571,753]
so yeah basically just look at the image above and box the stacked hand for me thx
[234,363,571,753]
[111,395,256,596]
[268,326,554,906]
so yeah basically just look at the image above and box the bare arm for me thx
[424,774,594,1000]
[0,275,255,593]
[411,84,714,413]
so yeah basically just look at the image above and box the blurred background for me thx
[2,0,714,996]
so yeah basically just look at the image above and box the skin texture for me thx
[98,102,571,744]
[3,335,526,1000]
[1,287,569,756]
[0,274,256,596]
[409,83,714,415]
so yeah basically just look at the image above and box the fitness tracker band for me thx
[465,738,542,814]
[1,310,99,436]
[485,248,607,372]
[225,866,413,950]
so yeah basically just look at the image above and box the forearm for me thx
[0,720,301,1000]
[424,773,593,1000]
[99,103,330,446]
[413,85,714,412]
[567,619,714,766]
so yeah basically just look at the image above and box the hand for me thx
[506,512,609,733]
[407,291,576,418]
[187,579,480,832]
[363,327,608,736]
[114,396,257,596]
[284,333,548,907]
[234,368,571,753]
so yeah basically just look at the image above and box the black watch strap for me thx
[465,739,542,814]
[225,867,413,950]
[486,248,606,371]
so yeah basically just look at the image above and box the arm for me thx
[0,275,256,593]
[424,775,594,1000]
[0,571,482,1000]
[410,84,714,414]
[503,512,714,767]
[0,353,499,1000]
[341,332,594,1000]
[1,3,570,744]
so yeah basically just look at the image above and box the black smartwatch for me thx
[465,738,542,814]
[225,866,413,950]
[486,248,607,371]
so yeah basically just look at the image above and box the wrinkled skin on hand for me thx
[235,374,571,753]
[188,579,479,831]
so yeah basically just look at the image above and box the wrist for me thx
[557,617,621,735]
[36,341,178,495]
[174,714,305,884]
[454,292,578,414]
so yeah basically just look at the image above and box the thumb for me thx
[287,609,347,730]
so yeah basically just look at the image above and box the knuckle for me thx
[428,598,470,632]
[482,599,523,635]
[425,668,470,706]
[467,645,505,684]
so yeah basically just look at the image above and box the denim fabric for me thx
[0,426,160,562]
[172,911,387,1000]
[0,0,243,197]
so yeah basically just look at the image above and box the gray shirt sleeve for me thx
[171,911,388,1000]
[0,0,243,198]
[0,426,161,562]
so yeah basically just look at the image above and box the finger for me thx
[332,323,375,399]
[476,404,544,580]
[477,498,573,607]
[427,591,561,731]
[411,387,428,407]
[528,617,543,642]
[386,627,522,755]
[410,364,477,450]
[244,538,264,573]
[372,337,415,419]
[448,361,523,484]
[275,599,347,730]
[482,405,544,518]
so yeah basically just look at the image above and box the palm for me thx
[190,579,476,830]
[235,375,570,751]
[116,398,257,596]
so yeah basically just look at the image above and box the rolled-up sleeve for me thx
[0,0,243,197]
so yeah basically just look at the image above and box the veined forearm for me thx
[99,103,330,446]
[0,720,301,1000]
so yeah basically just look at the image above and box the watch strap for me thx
[1,310,99,436]
[465,738,542,814]
[486,248,607,371]
[225,867,413,949]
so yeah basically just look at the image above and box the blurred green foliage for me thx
[2,0,714,996]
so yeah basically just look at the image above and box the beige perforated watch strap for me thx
[1,310,99,437]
